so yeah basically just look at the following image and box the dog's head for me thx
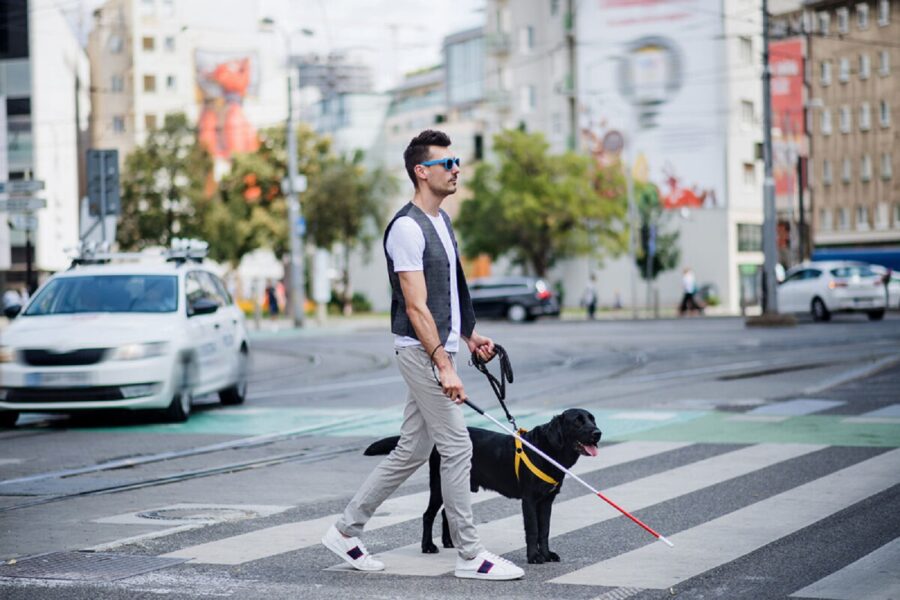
[549,408,602,457]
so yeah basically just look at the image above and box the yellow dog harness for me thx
[514,428,559,486]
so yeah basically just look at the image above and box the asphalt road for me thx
[1,314,899,599]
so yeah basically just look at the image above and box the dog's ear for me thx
[545,414,566,449]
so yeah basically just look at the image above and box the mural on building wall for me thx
[578,0,726,210]
[769,39,806,200]
[195,50,261,159]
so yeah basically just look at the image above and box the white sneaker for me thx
[454,550,524,581]
[321,524,385,571]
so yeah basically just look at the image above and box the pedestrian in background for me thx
[582,274,598,320]
[321,129,524,581]
[679,267,699,316]
[265,280,279,317]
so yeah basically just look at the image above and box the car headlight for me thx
[110,342,169,361]
[0,346,14,363]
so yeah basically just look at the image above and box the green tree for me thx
[117,113,211,250]
[206,125,333,265]
[457,130,627,277]
[304,151,398,314]
[633,181,680,281]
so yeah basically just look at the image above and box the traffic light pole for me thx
[286,73,306,328]
[761,0,779,314]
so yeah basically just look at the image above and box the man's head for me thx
[404,129,460,196]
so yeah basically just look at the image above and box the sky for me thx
[76,0,486,91]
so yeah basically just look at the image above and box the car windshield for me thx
[24,275,178,315]
[830,266,878,278]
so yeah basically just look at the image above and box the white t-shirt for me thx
[385,214,461,352]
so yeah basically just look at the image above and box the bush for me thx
[328,291,372,314]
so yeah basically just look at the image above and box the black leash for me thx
[470,344,517,430]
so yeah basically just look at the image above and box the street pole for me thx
[625,128,639,319]
[761,0,779,314]
[286,72,306,327]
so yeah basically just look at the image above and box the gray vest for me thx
[384,202,476,345]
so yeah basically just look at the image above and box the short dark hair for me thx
[404,129,451,188]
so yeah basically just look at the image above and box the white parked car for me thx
[0,246,249,427]
[777,261,887,322]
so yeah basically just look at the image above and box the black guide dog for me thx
[364,408,602,564]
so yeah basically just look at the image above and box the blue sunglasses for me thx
[419,157,461,170]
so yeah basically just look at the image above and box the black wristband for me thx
[429,344,443,364]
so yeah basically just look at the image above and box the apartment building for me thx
[0,0,90,290]
[803,0,899,252]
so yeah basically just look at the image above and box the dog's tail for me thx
[364,436,400,456]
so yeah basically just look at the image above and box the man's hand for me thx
[437,361,467,404]
[465,331,495,363]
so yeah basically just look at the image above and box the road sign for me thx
[87,149,121,216]
[0,180,44,194]
[0,197,47,213]
[8,214,38,231]
[282,174,308,194]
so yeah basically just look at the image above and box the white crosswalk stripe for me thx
[332,443,824,576]
[790,537,900,600]
[163,441,687,565]
[551,448,900,589]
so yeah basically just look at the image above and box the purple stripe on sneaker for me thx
[477,560,494,574]
[347,546,364,560]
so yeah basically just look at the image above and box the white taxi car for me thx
[777,260,887,322]
[0,243,249,427]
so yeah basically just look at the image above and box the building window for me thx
[741,100,755,125]
[144,114,157,130]
[823,159,833,185]
[143,74,156,93]
[837,7,849,32]
[519,25,534,53]
[842,158,852,182]
[878,0,890,25]
[140,0,154,16]
[142,36,155,51]
[112,115,125,133]
[818,11,831,33]
[880,100,891,127]
[839,207,850,230]
[876,202,890,229]
[857,3,869,28]
[895,204,900,228]
[839,57,850,82]
[108,34,123,53]
[882,153,893,179]
[879,50,890,75]
[820,60,832,85]
[860,102,871,130]
[165,75,177,91]
[820,208,833,231]
[859,54,870,79]
[110,74,124,93]
[856,205,870,230]
[840,105,852,132]
[743,163,756,186]
[822,108,832,134]
[520,85,536,112]
[551,0,560,16]
[737,223,762,252]
[162,0,174,17]
[861,155,873,181]
[740,36,753,64]
[164,36,175,51]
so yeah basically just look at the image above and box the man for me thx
[322,130,524,581]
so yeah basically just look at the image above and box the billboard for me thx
[769,39,805,200]
[195,50,261,159]
[578,0,726,210]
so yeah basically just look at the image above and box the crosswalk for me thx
[153,440,900,597]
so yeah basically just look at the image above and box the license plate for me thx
[25,371,93,387]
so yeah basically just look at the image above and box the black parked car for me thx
[468,276,560,322]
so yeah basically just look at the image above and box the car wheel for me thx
[0,411,18,428]
[219,347,248,406]
[867,309,885,321]
[507,304,528,323]
[811,297,831,322]
[164,359,194,423]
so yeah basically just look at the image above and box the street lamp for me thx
[259,17,314,327]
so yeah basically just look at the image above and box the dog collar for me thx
[514,428,559,487]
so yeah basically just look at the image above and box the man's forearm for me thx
[406,305,452,370]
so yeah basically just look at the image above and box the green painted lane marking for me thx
[611,411,900,448]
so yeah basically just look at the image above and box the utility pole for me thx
[286,71,306,328]
[761,0,779,314]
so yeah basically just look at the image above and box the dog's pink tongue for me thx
[584,444,599,457]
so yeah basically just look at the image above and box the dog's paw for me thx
[527,554,545,564]
[422,541,439,554]
[442,539,454,549]
[545,551,560,562]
